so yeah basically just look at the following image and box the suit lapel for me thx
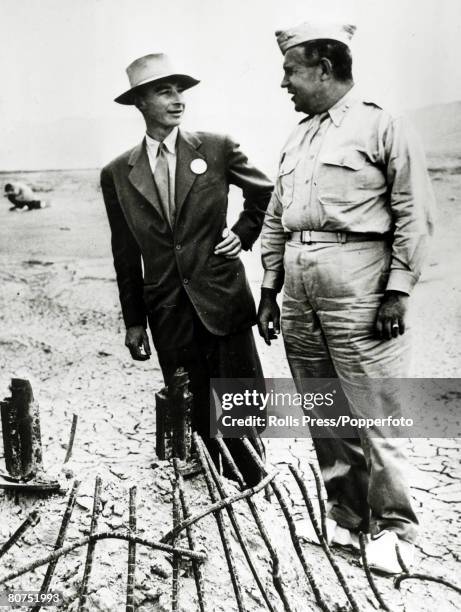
[128,140,165,219]
[175,130,204,220]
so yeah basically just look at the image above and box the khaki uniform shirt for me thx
[261,88,435,295]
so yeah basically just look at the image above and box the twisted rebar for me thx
[289,464,361,612]
[242,438,331,612]
[64,414,78,464]
[0,532,206,585]
[32,480,81,612]
[173,458,208,612]
[126,486,137,612]
[171,482,181,612]
[359,533,391,611]
[216,436,294,612]
[77,475,102,611]
[395,572,461,595]
[0,510,39,558]
[309,462,328,542]
[161,471,275,544]
[201,438,276,612]
[193,433,246,612]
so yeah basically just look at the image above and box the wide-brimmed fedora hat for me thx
[115,53,200,105]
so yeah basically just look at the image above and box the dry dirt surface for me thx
[0,165,459,612]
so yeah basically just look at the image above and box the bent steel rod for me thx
[32,479,81,612]
[161,471,275,544]
[171,482,181,612]
[289,465,361,612]
[359,533,391,611]
[126,486,137,612]
[395,573,461,596]
[64,414,78,464]
[215,437,293,612]
[77,475,102,612]
[200,438,275,612]
[241,438,331,612]
[308,463,328,543]
[193,433,246,612]
[0,510,39,558]
[395,543,410,574]
[0,533,206,585]
[173,458,208,612]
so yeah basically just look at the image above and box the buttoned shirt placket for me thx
[296,112,330,229]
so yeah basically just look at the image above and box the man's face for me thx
[135,79,185,128]
[281,46,324,115]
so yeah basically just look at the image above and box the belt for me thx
[289,230,387,244]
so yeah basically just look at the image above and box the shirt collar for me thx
[327,86,356,127]
[145,126,179,155]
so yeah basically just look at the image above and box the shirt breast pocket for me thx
[318,149,382,206]
[277,160,297,209]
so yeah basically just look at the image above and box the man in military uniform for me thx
[101,53,273,486]
[258,21,434,573]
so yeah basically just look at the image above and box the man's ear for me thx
[318,57,334,80]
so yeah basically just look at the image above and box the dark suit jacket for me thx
[101,130,273,352]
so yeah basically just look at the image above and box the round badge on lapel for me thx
[190,158,207,175]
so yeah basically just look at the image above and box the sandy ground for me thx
[0,164,459,612]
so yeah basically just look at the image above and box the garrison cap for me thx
[275,21,356,54]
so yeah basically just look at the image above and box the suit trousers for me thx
[155,291,264,487]
[281,239,418,543]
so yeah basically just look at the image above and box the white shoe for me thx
[298,517,361,551]
[365,530,415,575]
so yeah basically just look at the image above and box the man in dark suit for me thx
[101,53,273,485]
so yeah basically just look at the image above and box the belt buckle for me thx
[302,230,312,244]
[337,231,347,244]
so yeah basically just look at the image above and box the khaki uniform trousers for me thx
[281,239,418,543]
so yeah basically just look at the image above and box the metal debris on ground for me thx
[77,475,102,611]
[359,532,391,611]
[173,457,208,612]
[193,432,246,612]
[242,437,331,611]
[216,435,293,612]
[0,509,40,558]
[155,368,192,461]
[0,379,60,491]
[289,464,360,612]
[32,479,81,612]
[0,405,453,611]
[64,413,79,464]
[394,572,461,596]
[126,485,137,612]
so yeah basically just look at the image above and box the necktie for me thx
[154,142,175,227]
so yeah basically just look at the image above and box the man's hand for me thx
[125,325,151,360]
[257,288,280,345]
[375,291,409,340]
[214,228,242,259]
